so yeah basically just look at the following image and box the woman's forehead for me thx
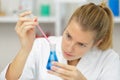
[65,20,95,44]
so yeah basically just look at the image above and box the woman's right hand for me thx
[15,11,38,52]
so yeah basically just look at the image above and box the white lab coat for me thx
[0,36,120,80]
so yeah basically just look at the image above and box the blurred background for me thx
[0,0,120,72]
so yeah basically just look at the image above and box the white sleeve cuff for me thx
[0,64,10,80]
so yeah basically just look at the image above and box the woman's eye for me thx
[78,43,86,47]
[66,33,71,40]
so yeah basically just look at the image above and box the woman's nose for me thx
[67,42,75,52]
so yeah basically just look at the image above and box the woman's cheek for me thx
[62,38,68,50]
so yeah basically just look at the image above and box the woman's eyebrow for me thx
[66,30,72,37]
[66,29,89,45]
[78,42,88,45]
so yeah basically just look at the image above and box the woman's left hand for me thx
[47,61,87,80]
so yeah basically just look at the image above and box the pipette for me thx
[25,13,50,43]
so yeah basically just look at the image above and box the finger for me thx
[47,70,70,80]
[16,17,31,29]
[33,17,38,22]
[16,16,38,27]
[16,18,33,29]
[19,17,33,22]
[21,21,36,31]
[16,21,37,34]
[21,25,35,35]
[15,25,35,36]
[16,21,35,33]
[52,62,75,71]
[51,66,72,76]
[19,11,32,17]
[17,11,38,26]
[21,21,37,28]
[15,26,21,36]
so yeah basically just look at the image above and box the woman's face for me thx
[62,20,96,60]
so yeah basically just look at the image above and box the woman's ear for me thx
[95,39,103,47]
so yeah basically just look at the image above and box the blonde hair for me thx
[68,2,113,50]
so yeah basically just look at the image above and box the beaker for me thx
[46,43,58,70]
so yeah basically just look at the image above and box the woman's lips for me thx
[64,52,74,57]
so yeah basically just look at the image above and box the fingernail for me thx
[51,66,56,70]
[34,19,37,22]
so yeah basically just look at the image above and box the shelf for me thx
[114,17,120,23]
[38,16,56,23]
[1,16,120,24]
[0,16,56,23]
[57,0,87,3]
[0,16,18,23]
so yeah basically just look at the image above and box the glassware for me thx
[46,43,58,70]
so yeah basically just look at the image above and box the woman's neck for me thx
[67,58,80,66]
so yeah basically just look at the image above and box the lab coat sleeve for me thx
[0,57,36,80]
[0,39,41,80]
[0,64,10,80]
[98,54,120,80]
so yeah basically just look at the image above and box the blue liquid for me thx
[46,50,58,70]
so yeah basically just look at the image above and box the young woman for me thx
[0,2,120,80]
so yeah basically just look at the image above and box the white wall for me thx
[113,23,120,54]
[0,23,20,72]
